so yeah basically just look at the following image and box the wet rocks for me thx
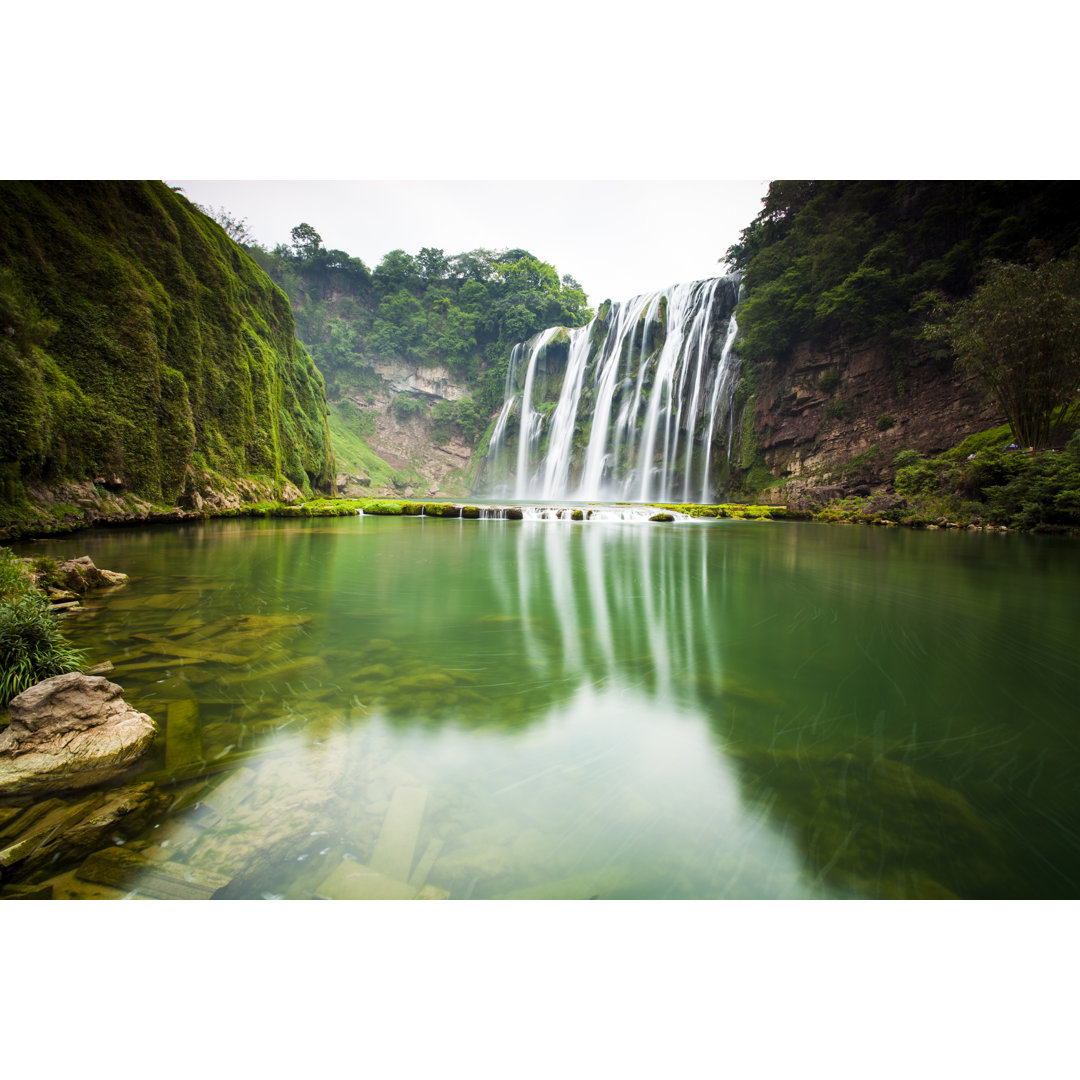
[55,556,128,593]
[0,673,157,797]
[0,781,165,882]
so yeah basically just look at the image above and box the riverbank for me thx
[1,494,803,540]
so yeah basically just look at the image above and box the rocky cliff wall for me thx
[739,343,1004,502]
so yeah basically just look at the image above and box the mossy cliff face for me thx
[0,182,333,529]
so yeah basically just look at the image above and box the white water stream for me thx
[482,274,741,503]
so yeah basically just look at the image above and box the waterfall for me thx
[480,274,741,503]
[514,327,559,500]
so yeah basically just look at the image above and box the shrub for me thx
[892,449,923,469]
[817,370,842,394]
[0,551,85,703]
[392,394,426,421]
[876,414,895,430]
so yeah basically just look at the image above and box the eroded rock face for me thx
[0,673,157,796]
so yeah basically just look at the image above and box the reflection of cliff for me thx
[722,745,1012,899]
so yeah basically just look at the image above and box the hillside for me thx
[0,182,333,537]
[722,181,1080,505]
[244,231,592,497]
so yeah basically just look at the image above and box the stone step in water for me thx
[369,786,427,883]
[165,700,202,770]
[315,859,420,900]
[313,858,449,900]
[408,837,444,889]
[76,846,232,900]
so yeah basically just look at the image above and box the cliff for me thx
[738,339,1004,503]
[0,182,334,537]
[725,181,1080,504]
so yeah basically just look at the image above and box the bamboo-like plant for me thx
[0,548,85,704]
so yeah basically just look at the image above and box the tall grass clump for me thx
[0,547,84,704]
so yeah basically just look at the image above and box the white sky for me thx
[168,179,769,305]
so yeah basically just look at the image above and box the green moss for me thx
[358,499,406,515]
[461,505,480,518]
[423,502,460,518]
[0,182,334,523]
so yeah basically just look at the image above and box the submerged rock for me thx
[0,781,165,881]
[0,673,157,796]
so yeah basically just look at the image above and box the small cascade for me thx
[518,506,694,523]
[480,274,741,503]
[469,505,692,523]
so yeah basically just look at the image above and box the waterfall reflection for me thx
[494,520,725,715]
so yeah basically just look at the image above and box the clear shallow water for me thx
[15,516,1080,899]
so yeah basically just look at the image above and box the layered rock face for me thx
[0,673,157,796]
[742,342,1003,501]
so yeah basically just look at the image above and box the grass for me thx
[0,547,85,704]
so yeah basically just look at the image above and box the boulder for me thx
[0,673,157,797]
[55,556,128,594]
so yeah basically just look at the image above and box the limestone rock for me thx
[0,673,157,796]
[0,781,164,879]
[56,555,128,593]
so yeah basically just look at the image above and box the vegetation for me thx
[721,182,1080,512]
[813,424,1080,533]
[725,181,1080,366]
[926,254,1080,449]
[0,182,334,519]
[0,547,85,704]
[246,236,593,421]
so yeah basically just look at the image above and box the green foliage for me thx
[824,398,851,420]
[876,413,896,431]
[984,431,1080,531]
[30,555,61,588]
[392,395,427,422]
[0,182,334,510]
[892,448,924,469]
[726,181,1080,364]
[926,254,1080,449]
[252,233,592,447]
[430,397,480,445]
[291,223,322,260]
[0,548,85,703]
[0,546,29,599]
[888,426,1080,532]
[817,369,842,394]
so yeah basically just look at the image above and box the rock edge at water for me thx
[0,673,157,797]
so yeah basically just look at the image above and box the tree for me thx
[935,255,1080,449]
[373,249,419,293]
[198,204,254,246]
[417,247,450,281]
[291,223,323,260]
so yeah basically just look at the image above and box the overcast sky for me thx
[170,179,769,306]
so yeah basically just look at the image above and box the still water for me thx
[19,515,1080,899]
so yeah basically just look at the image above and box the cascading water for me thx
[479,274,742,503]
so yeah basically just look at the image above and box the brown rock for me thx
[0,673,157,796]
[56,556,128,594]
